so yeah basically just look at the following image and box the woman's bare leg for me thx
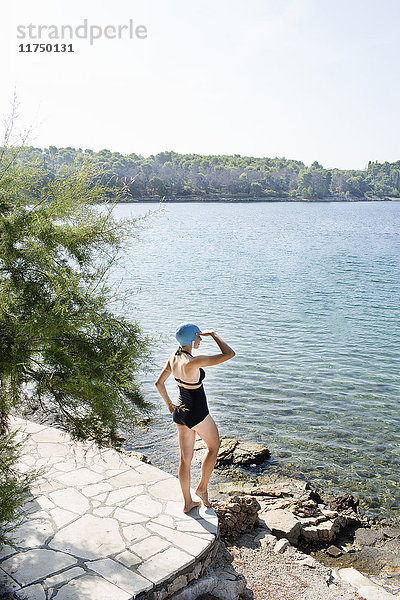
[192,415,221,507]
[176,424,201,513]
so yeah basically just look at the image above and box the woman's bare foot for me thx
[183,499,201,513]
[195,487,212,507]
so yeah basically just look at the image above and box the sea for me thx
[108,201,400,517]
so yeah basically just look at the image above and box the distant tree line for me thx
[9,146,400,200]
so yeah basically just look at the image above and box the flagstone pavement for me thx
[0,417,219,600]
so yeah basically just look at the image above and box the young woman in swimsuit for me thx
[155,323,235,513]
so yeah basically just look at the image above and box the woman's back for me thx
[170,349,204,387]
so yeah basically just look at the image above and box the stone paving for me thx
[0,417,219,600]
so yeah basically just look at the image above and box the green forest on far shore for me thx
[12,146,400,200]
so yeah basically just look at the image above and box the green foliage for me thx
[250,182,264,196]
[10,147,307,199]
[365,160,400,196]
[298,165,331,198]
[0,147,152,449]
[5,146,400,202]
[0,427,39,545]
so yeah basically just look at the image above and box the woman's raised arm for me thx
[190,331,235,368]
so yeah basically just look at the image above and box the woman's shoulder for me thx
[168,350,185,365]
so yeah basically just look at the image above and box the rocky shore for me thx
[194,437,400,599]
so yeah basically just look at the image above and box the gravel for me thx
[225,528,365,600]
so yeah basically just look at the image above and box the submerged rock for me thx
[351,524,400,578]
[354,528,385,546]
[324,493,359,513]
[255,473,319,499]
[194,437,270,467]
[229,441,271,466]
[326,545,343,557]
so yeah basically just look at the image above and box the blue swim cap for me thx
[175,323,201,347]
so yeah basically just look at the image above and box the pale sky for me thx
[2,0,399,170]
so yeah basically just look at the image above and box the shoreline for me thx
[15,404,399,523]
[116,195,396,203]
[213,462,400,521]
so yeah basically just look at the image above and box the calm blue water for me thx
[110,201,400,516]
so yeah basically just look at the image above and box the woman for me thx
[155,323,235,513]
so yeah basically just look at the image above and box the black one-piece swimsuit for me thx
[172,350,210,429]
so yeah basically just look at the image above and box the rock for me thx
[300,525,319,542]
[355,528,385,547]
[258,533,277,547]
[262,509,302,544]
[194,438,270,468]
[337,567,398,600]
[218,475,366,551]
[325,569,335,586]
[351,546,389,575]
[301,519,337,542]
[326,545,343,558]
[121,449,151,464]
[253,527,275,548]
[257,516,272,530]
[340,511,361,526]
[167,574,188,595]
[210,568,247,600]
[230,441,270,466]
[382,526,400,539]
[213,438,238,465]
[213,496,261,541]
[274,538,289,553]
[327,493,359,513]
[297,515,326,526]
[289,497,323,518]
[269,499,293,511]
[255,474,313,498]
[321,509,338,519]
[332,514,347,528]
[354,525,400,556]
[297,556,317,568]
